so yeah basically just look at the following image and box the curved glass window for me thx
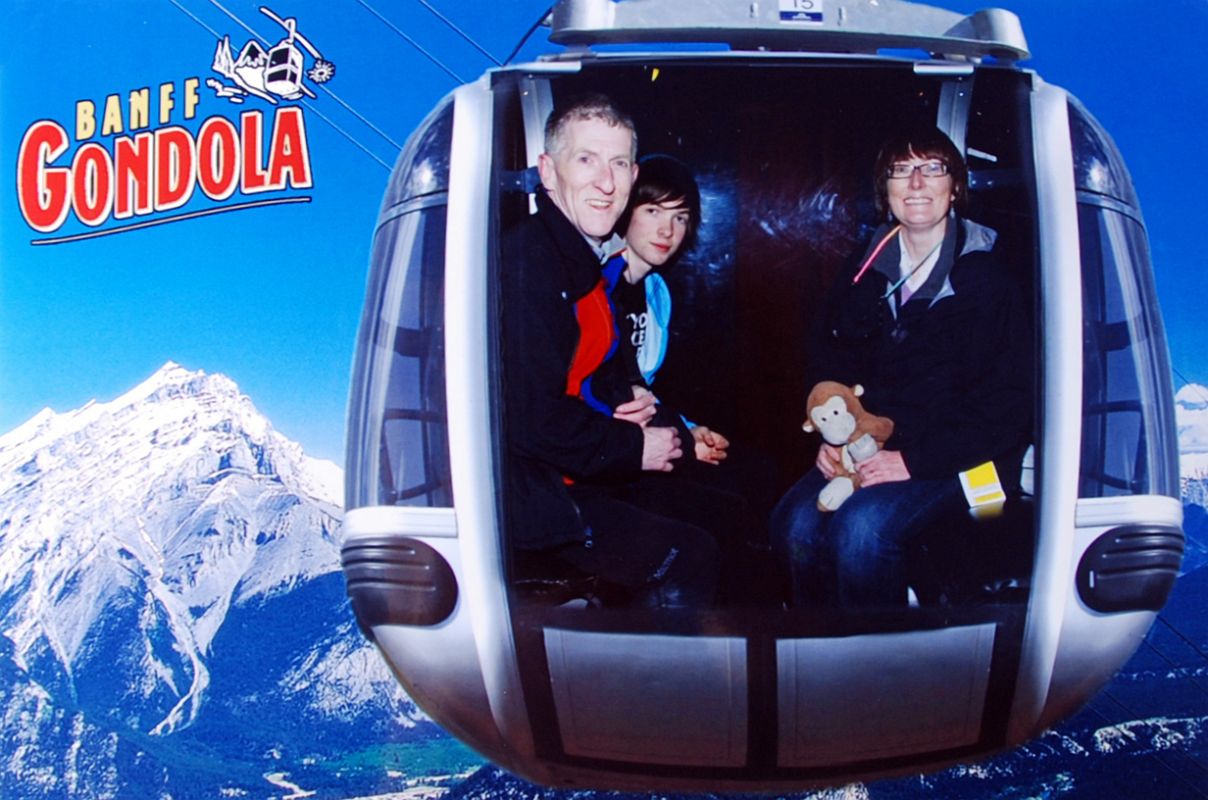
[1077,204,1178,499]
[1068,97,1139,209]
[1071,97,1178,499]
[346,101,454,510]
[382,100,454,207]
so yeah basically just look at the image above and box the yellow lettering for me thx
[128,88,150,131]
[183,77,201,120]
[76,100,96,141]
[158,82,175,125]
[101,94,124,136]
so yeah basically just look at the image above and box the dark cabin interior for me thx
[494,58,1038,609]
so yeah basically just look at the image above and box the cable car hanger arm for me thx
[547,0,1029,62]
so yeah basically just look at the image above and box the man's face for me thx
[538,117,637,241]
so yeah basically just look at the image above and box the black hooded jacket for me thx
[806,217,1032,485]
[501,192,644,550]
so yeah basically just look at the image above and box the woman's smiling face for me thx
[886,152,954,235]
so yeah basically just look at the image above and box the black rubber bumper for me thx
[1076,525,1184,613]
[341,536,459,638]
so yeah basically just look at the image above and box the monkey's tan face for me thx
[808,395,857,445]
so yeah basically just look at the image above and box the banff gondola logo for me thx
[16,7,334,246]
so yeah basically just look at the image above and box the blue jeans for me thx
[771,469,965,607]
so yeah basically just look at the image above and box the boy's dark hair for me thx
[618,153,702,255]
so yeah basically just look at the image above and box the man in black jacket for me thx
[501,94,717,608]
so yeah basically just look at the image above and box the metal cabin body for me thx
[550,0,1028,60]
[340,0,1183,791]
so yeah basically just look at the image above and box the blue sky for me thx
[2,0,1206,465]
[0,0,552,463]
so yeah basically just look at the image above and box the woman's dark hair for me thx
[873,126,969,218]
[617,153,702,255]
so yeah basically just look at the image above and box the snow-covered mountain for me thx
[6,365,1206,799]
[1175,383,1208,573]
[1176,382,1208,480]
[0,363,449,799]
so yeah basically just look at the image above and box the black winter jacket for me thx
[807,217,1032,485]
[501,193,644,550]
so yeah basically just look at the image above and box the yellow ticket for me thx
[959,460,1006,515]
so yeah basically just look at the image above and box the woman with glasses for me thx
[770,126,1032,609]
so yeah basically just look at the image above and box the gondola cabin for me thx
[265,42,304,97]
[340,0,1183,791]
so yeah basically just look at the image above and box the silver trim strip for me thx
[444,78,535,758]
[508,50,1027,69]
[915,62,974,76]
[342,506,459,540]
[1009,81,1081,744]
[493,60,583,75]
[377,192,450,227]
[1073,190,1144,226]
[1074,495,1183,529]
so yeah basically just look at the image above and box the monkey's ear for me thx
[853,384,864,397]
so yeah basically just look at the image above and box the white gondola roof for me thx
[549,0,1030,62]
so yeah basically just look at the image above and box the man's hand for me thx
[614,386,657,427]
[691,426,730,465]
[642,426,682,471]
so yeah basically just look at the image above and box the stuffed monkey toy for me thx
[803,381,895,511]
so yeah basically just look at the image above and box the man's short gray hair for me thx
[544,92,637,159]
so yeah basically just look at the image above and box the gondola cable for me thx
[1099,605,1208,779]
[202,0,405,152]
[296,99,394,171]
[202,0,266,44]
[1147,614,1208,709]
[310,87,404,154]
[167,0,223,39]
[166,0,398,168]
[1171,365,1206,403]
[1085,361,1208,791]
[357,0,465,83]
[1155,614,1208,673]
[413,0,502,65]
[503,4,555,65]
[1126,616,1208,720]
[1087,690,1208,797]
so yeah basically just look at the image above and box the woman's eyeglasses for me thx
[887,161,949,180]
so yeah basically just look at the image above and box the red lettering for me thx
[197,117,240,200]
[240,111,269,192]
[113,133,154,219]
[70,144,113,226]
[267,107,312,189]
[155,126,195,211]
[18,108,314,235]
[17,121,71,232]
